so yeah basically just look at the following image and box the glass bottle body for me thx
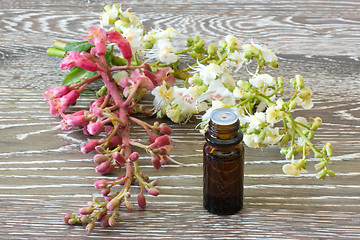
[203,108,244,215]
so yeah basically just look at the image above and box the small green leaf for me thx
[65,41,93,53]
[62,67,97,85]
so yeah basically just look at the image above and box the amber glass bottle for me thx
[203,108,244,215]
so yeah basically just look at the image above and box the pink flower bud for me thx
[94,38,107,56]
[107,198,120,211]
[76,58,98,72]
[124,192,131,198]
[92,107,104,118]
[86,120,104,135]
[108,135,122,149]
[149,180,159,187]
[106,30,133,61]
[137,193,146,209]
[94,179,108,189]
[128,152,139,162]
[63,213,74,224]
[101,188,110,196]
[158,123,173,135]
[157,147,168,156]
[108,216,116,227]
[78,207,94,215]
[154,135,171,147]
[95,146,105,153]
[80,140,100,154]
[81,216,91,224]
[100,215,110,227]
[43,85,71,100]
[68,218,78,225]
[147,187,160,196]
[85,222,95,232]
[151,156,161,170]
[90,96,105,111]
[95,161,115,175]
[113,152,126,165]
[93,154,108,164]
[61,90,80,107]
[60,114,88,130]
[124,200,133,211]
[105,194,114,202]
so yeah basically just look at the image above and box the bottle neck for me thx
[208,119,240,140]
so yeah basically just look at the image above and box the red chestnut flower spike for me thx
[44,24,178,232]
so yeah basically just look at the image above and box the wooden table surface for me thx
[1,0,359,239]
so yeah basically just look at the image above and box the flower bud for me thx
[311,117,322,131]
[316,169,328,180]
[94,179,108,189]
[124,192,131,198]
[295,75,305,89]
[101,188,110,196]
[151,156,161,169]
[158,123,173,135]
[154,135,171,147]
[96,161,116,175]
[314,160,327,171]
[105,194,114,202]
[43,85,71,100]
[107,198,120,211]
[289,100,297,109]
[194,40,205,53]
[95,146,106,154]
[113,151,126,164]
[81,216,91,224]
[85,222,95,232]
[294,159,307,170]
[124,200,134,211]
[108,135,122,149]
[68,218,78,225]
[78,207,94,215]
[137,193,146,209]
[325,143,333,157]
[108,215,116,227]
[149,180,159,187]
[80,140,100,154]
[63,213,74,223]
[87,120,104,135]
[93,154,108,164]
[101,215,110,227]
[128,152,139,162]
[147,187,160,196]
[328,170,335,177]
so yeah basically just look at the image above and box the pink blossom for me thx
[89,96,105,111]
[137,193,146,209]
[75,57,98,72]
[128,152,139,162]
[48,90,81,116]
[60,50,99,72]
[43,85,71,100]
[154,135,171,147]
[80,139,100,154]
[82,26,107,56]
[151,156,161,169]
[96,161,116,175]
[108,135,122,149]
[157,123,173,135]
[94,179,108,189]
[86,120,104,135]
[107,30,133,61]
[60,110,87,129]
[60,51,81,70]
[154,67,175,87]
[113,151,126,165]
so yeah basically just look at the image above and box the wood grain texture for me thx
[0,0,360,239]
